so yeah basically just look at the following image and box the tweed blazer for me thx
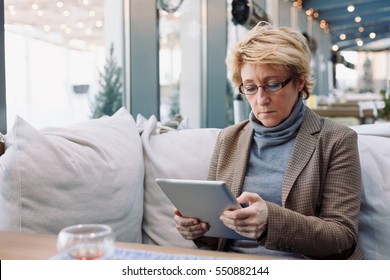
[196,108,363,259]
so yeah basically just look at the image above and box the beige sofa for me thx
[1,108,389,259]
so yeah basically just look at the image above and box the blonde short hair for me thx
[227,22,315,99]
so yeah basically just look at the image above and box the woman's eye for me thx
[244,86,258,93]
[265,82,281,91]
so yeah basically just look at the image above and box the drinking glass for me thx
[57,224,115,260]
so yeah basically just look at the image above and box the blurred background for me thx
[1,0,389,132]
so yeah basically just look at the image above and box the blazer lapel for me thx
[281,109,322,207]
[231,122,253,197]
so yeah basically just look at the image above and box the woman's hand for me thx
[220,192,268,239]
[173,208,209,240]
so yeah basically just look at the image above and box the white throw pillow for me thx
[357,134,390,259]
[0,108,144,243]
[141,115,220,248]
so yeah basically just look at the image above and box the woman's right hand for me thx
[173,208,209,240]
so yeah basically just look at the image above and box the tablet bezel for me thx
[155,178,251,240]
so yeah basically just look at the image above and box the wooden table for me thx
[0,231,273,260]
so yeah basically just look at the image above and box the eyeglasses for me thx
[239,77,293,95]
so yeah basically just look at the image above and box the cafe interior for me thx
[1,0,390,262]
[0,0,390,132]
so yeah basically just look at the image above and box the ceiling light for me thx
[37,10,44,16]
[83,0,90,5]
[160,10,168,16]
[56,2,64,8]
[339,34,346,40]
[354,16,361,23]
[31,4,39,10]
[292,0,302,9]
[95,20,103,28]
[89,10,96,17]
[320,20,328,29]
[356,39,363,47]
[369,32,376,39]
[347,5,355,12]
[332,45,339,51]
[77,22,84,29]
[43,25,51,32]
[306,8,313,16]
[8,5,16,16]
[359,26,365,32]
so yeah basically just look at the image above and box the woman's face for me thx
[240,64,304,127]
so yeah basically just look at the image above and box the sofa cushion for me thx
[356,134,390,259]
[140,115,220,248]
[0,108,144,243]
[351,122,390,138]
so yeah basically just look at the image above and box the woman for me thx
[174,22,362,259]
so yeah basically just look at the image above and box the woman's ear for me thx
[295,77,305,92]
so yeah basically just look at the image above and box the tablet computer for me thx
[155,178,252,240]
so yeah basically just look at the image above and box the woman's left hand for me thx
[220,191,268,239]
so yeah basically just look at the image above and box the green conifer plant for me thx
[91,43,123,118]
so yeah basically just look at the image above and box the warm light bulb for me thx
[95,20,103,28]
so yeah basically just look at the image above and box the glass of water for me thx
[57,224,115,260]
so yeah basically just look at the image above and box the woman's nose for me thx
[255,88,271,105]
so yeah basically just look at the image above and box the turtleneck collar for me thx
[249,95,306,146]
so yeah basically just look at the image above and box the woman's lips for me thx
[259,110,274,115]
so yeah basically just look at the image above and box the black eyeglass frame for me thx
[238,77,293,95]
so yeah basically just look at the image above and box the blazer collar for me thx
[231,121,253,196]
[232,108,323,203]
[281,108,323,206]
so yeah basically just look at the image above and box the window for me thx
[3,0,124,129]
[158,0,204,128]
[1,0,230,132]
